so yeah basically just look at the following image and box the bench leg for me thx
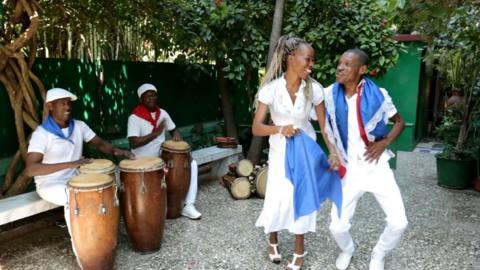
[210,154,241,179]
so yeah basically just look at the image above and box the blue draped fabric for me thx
[332,77,388,151]
[41,115,75,144]
[285,130,342,220]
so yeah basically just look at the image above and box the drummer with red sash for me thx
[323,49,408,270]
[25,88,134,266]
[127,83,201,220]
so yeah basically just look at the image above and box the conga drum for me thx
[68,173,119,270]
[222,174,251,199]
[161,140,191,219]
[236,159,254,177]
[254,166,268,198]
[119,157,166,252]
[78,159,116,179]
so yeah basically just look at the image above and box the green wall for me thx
[0,59,223,158]
[374,42,427,151]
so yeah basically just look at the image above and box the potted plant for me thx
[431,4,480,189]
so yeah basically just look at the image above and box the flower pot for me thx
[436,156,476,189]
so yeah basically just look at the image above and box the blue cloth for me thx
[41,115,75,144]
[332,77,388,151]
[285,130,342,220]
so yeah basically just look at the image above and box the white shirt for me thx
[258,77,324,150]
[27,120,96,184]
[324,84,397,165]
[127,109,176,157]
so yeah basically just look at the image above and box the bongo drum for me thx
[119,157,166,252]
[78,159,116,179]
[222,175,251,199]
[254,166,268,198]
[236,159,254,177]
[161,140,191,219]
[68,173,119,270]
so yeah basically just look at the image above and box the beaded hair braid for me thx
[255,34,314,109]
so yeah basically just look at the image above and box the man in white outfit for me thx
[324,49,408,270]
[25,88,134,265]
[127,83,201,220]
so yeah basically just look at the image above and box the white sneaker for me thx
[335,252,353,270]
[369,258,385,270]
[181,204,202,220]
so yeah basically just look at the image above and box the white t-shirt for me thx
[27,120,96,184]
[127,109,176,157]
[325,84,397,165]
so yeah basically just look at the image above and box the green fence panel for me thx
[374,42,426,151]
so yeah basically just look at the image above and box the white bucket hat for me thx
[45,88,78,103]
[137,83,157,98]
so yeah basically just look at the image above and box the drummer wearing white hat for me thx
[25,87,134,265]
[127,83,202,220]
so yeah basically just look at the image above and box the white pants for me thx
[36,180,82,267]
[185,160,198,205]
[329,161,408,260]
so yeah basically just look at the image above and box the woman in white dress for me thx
[252,34,340,270]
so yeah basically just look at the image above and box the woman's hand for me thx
[279,125,298,138]
[328,153,340,170]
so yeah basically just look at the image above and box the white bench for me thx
[0,192,59,226]
[0,145,242,226]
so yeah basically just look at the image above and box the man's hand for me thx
[156,121,166,135]
[71,158,92,168]
[364,138,388,163]
[113,148,136,159]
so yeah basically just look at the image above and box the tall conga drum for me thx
[78,159,116,179]
[119,157,166,252]
[161,140,191,219]
[68,173,119,270]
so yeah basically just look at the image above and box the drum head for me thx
[161,140,191,152]
[255,168,268,198]
[119,157,165,172]
[236,159,253,177]
[69,173,113,188]
[78,159,115,174]
[231,177,251,199]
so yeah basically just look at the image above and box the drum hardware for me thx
[140,171,147,194]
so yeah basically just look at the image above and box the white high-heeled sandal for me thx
[268,241,282,264]
[287,251,307,270]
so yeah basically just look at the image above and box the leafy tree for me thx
[284,0,401,82]
[167,0,272,138]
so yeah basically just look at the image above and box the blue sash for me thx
[41,115,75,144]
[332,77,388,152]
[285,130,342,220]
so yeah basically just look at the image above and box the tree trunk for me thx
[247,0,284,164]
[216,59,238,139]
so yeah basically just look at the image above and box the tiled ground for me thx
[0,151,479,270]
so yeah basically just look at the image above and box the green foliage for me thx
[284,0,401,83]
[171,0,271,82]
[430,1,480,158]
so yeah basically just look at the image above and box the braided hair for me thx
[254,34,314,109]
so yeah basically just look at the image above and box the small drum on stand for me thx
[161,140,192,219]
[68,173,119,270]
[222,174,251,199]
[119,157,167,252]
[78,159,116,180]
[253,166,268,198]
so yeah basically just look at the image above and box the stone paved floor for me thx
[0,151,479,270]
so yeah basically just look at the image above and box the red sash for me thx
[355,81,370,146]
[132,104,161,132]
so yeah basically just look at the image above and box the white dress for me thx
[255,76,324,234]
